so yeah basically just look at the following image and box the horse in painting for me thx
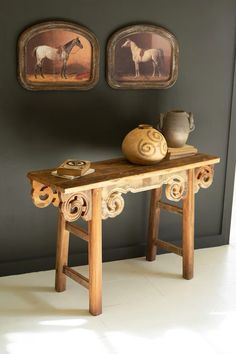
[33,37,83,79]
[121,39,164,77]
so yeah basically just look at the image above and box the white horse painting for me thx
[121,39,164,77]
[33,37,83,79]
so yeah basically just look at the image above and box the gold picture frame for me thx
[107,24,179,89]
[18,21,100,90]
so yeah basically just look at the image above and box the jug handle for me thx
[188,112,195,132]
[158,113,165,131]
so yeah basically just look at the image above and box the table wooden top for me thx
[27,153,220,194]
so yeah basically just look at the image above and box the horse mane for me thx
[57,46,64,55]
[63,39,75,50]
[32,47,38,57]
[130,40,140,50]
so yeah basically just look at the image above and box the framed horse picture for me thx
[18,21,99,90]
[107,25,179,89]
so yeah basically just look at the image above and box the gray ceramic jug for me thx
[158,110,195,148]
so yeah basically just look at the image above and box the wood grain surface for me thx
[27,154,220,194]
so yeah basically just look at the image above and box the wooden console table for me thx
[27,153,220,315]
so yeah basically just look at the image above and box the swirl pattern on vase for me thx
[122,124,167,165]
[138,139,156,157]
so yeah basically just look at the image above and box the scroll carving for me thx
[102,188,126,219]
[31,179,91,221]
[195,165,214,193]
[60,191,91,222]
[31,168,191,221]
[102,171,187,218]
[165,175,186,202]
[31,180,59,208]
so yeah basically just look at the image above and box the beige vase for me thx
[122,124,167,165]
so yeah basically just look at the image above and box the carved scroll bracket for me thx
[194,165,214,193]
[102,188,126,219]
[31,180,59,208]
[165,174,186,202]
[101,171,187,218]
[31,180,91,222]
[59,191,91,222]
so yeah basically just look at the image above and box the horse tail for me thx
[158,48,165,74]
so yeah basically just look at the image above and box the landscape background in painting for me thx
[26,30,92,83]
[114,32,172,82]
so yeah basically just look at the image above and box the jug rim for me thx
[170,110,186,113]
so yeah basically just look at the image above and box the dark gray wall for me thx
[0,0,236,275]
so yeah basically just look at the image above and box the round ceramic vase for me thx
[158,110,195,148]
[122,124,167,165]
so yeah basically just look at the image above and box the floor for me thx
[0,244,236,354]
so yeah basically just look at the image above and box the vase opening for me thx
[138,124,152,129]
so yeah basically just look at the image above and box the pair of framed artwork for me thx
[18,21,179,91]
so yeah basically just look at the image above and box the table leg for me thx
[55,210,70,292]
[146,187,162,261]
[88,188,102,316]
[182,169,195,279]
